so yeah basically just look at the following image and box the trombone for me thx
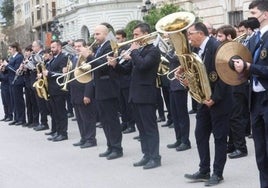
[56,32,159,86]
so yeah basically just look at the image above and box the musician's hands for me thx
[120,50,131,61]
[233,58,250,73]
[203,99,215,108]
[130,42,141,51]
[175,66,188,87]
[80,46,93,58]
[37,73,43,79]
[83,96,91,105]
[62,67,68,73]
[42,70,48,77]
[107,56,117,68]
[2,60,8,66]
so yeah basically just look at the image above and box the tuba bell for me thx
[155,12,211,103]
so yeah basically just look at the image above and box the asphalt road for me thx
[0,99,259,188]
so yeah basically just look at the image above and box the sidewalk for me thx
[0,104,259,188]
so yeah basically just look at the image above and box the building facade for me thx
[11,0,254,45]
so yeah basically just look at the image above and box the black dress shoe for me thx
[161,120,173,127]
[4,117,12,122]
[228,149,247,159]
[99,149,112,157]
[188,109,197,114]
[143,159,161,169]
[176,143,191,151]
[34,124,49,131]
[8,121,17,125]
[157,116,166,122]
[204,173,223,186]
[96,122,103,128]
[67,113,74,118]
[80,141,97,149]
[22,122,31,127]
[106,151,123,160]
[52,135,68,142]
[0,117,7,121]
[73,140,85,146]
[45,131,55,136]
[122,127,135,134]
[133,157,150,167]
[184,171,210,182]
[15,121,24,126]
[47,133,58,141]
[167,141,181,149]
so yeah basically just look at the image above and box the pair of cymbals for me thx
[215,41,252,86]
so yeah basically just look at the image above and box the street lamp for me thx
[35,4,43,42]
[141,0,156,15]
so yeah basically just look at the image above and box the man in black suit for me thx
[165,49,191,152]
[180,22,232,186]
[43,40,68,142]
[3,42,26,126]
[81,24,123,160]
[30,40,49,131]
[115,29,135,134]
[108,23,161,169]
[69,39,97,148]
[233,1,268,187]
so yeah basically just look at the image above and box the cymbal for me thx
[215,41,252,86]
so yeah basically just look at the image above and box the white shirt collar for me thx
[199,36,209,56]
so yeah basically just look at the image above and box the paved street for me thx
[0,99,259,188]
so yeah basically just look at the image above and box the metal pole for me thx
[45,0,48,33]
[40,7,43,42]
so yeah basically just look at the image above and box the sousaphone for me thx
[215,41,252,86]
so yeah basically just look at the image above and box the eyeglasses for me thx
[187,31,200,36]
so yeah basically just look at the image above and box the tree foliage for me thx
[0,0,14,25]
[143,4,183,31]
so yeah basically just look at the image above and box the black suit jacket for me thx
[90,41,120,100]
[115,44,161,104]
[202,37,232,114]
[7,53,24,85]
[47,52,68,96]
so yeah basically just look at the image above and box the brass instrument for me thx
[61,56,73,91]
[157,56,170,76]
[32,54,49,100]
[156,12,211,103]
[233,33,247,43]
[56,33,159,86]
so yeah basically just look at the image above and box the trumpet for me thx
[56,32,159,86]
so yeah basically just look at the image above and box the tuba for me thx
[32,54,49,100]
[155,12,211,103]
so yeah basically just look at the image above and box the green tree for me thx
[143,4,182,31]
[0,0,14,26]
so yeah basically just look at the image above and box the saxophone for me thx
[32,55,49,100]
[155,12,211,103]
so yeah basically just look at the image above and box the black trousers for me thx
[132,103,161,160]
[49,95,68,136]
[97,98,122,152]
[119,87,135,128]
[170,90,190,145]
[74,101,97,143]
[1,84,12,119]
[25,86,39,124]
[162,85,172,122]
[156,88,165,118]
[229,92,249,153]
[11,84,25,122]
[251,92,268,188]
[195,105,229,177]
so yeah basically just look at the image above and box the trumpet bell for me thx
[74,68,93,83]
[155,12,195,34]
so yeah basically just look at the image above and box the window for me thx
[228,11,243,26]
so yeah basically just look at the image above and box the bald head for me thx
[94,25,109,45]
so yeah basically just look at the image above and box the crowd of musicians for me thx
[0,0,268,187]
